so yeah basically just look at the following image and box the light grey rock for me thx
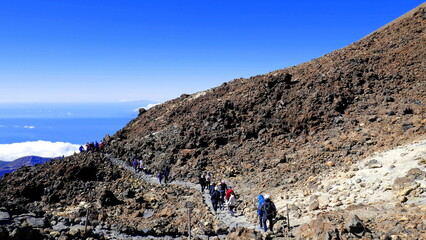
[366,159,382,168]
[52,222,70,232]
[0,211,11,224]
[26,217,48,228]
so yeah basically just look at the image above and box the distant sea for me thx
[0,117,132,144]
[0,101,157,156]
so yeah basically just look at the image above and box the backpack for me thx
[262,201,276,217]
[211,190,221,201]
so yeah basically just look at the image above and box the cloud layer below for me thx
[0,141,80,161]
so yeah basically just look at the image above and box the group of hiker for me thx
[130,157,170,185]
[79,141,105,152]
[157,167,170,184]
[200,174,237,217]
[128,157,279,233]
[204,175,277,232]
[132,158,147,173]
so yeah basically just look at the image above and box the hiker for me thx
[209,182,216,196]
[257,195,265,230]
[218,185,226,210]
[85,142,90,151]
[95,141,99,151]
[138,159,145,173]
[226,191,236,216]
[260,194,277,232]
[79,145,84,153]
[132,159,139,172]
[99,141,104,150]
[220,180,228,192]
[205,172,211,187]
[163,167,170,184]
[225,186,234,201]
[199,174,206,193]
[158,171,164,184]
[210,186,221,214]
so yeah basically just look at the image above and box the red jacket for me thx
[225,189,234,200]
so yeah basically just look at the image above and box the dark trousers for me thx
[212,201,218,213]
[262,217,274,232]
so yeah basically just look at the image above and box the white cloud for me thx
[133,103,160,113]
[0,141,80,162]
[23,126,35,129]
[146,103,160,109]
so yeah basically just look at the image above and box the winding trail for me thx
[106,154,257,233]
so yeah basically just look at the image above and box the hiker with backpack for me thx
[163,167,170,184]
[260,194,277,232]
[209,182,216,196]
[210,186,221,215]
[132,159,139,172]
[218,185,226,210]
[158,170,164,184]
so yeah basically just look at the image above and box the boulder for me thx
[99,190,123,207]
[26,217,48,228]
[366,159,382,168]
[52,222,70,232]
[0,227,9,240]
[393,177,420,197]
[227,227,262,240]
[10,227,44,240]
[0,211,11,224]
[346,215,366,235]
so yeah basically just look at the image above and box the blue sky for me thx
[0,0,423,103]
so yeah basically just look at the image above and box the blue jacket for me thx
[257,195,264,215]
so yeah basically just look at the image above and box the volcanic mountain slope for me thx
[0,2,425,240]
[106,3,425,189]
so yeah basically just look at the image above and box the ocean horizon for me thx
[0,101,156,161]
[0,117,132,145]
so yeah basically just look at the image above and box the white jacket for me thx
[227,194,236,207]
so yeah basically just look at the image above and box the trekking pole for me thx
[185,201,195,240]
[188,208,191,240]
[286,204,290,234]
[84,206,90,234]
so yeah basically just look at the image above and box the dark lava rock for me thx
[10,227,44,240]
[0,227,9,240]
[99,190,123,207]
[347,215,366,235]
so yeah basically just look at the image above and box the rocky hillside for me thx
[106,2,425,190]
[0,3,425,240]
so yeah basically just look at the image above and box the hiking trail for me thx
[106,154,258,234]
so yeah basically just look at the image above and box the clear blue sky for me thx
[0,0,423,103]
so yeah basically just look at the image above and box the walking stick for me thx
[286,204,290,233]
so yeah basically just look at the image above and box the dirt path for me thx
[106,154,257,233]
